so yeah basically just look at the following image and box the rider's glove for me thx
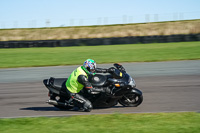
[107,67,115,73]
[118,65,126,72]
[114,63,126,72]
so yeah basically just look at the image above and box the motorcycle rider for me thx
[65,59,114,111]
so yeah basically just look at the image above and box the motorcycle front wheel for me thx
[119,92,143,107]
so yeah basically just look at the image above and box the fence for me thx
[0,34,199,48]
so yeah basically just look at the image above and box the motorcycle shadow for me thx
[20,105,126,112]
[20,107,64,111]
[95,105,126,109]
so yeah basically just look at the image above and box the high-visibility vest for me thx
[66,66,88,93]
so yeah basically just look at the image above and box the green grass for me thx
[0,112,200,133]
[0,41,200,68]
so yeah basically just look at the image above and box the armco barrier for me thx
[0,34,200,48]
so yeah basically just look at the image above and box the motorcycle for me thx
[43,63,143,112]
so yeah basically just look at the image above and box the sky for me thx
[0,0,200,28]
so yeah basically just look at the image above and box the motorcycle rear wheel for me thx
[119,92,143,107]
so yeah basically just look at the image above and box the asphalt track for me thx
[0,60,200,118]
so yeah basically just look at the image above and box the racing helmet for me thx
[82,59,96,75]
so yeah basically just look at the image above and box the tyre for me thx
[119,92,143,107]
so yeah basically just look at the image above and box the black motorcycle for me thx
[43,64,143,112]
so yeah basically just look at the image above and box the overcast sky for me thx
[0,0,200,28]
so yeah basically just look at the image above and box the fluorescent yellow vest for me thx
[66,66,88,93]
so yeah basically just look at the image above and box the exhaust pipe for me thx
[46,100,70,107]
[46,100,59,105]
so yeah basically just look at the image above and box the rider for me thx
[65,59,114,111]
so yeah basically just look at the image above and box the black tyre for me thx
[119,93,143,107]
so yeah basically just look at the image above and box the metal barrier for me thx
[0,34,200,48]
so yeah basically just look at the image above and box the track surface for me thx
[0,60,200,118]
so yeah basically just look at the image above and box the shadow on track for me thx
[20,105,126,112]
[20,107,61,111]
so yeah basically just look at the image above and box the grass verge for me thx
[0,41,200,68]
[0,112,200,133]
